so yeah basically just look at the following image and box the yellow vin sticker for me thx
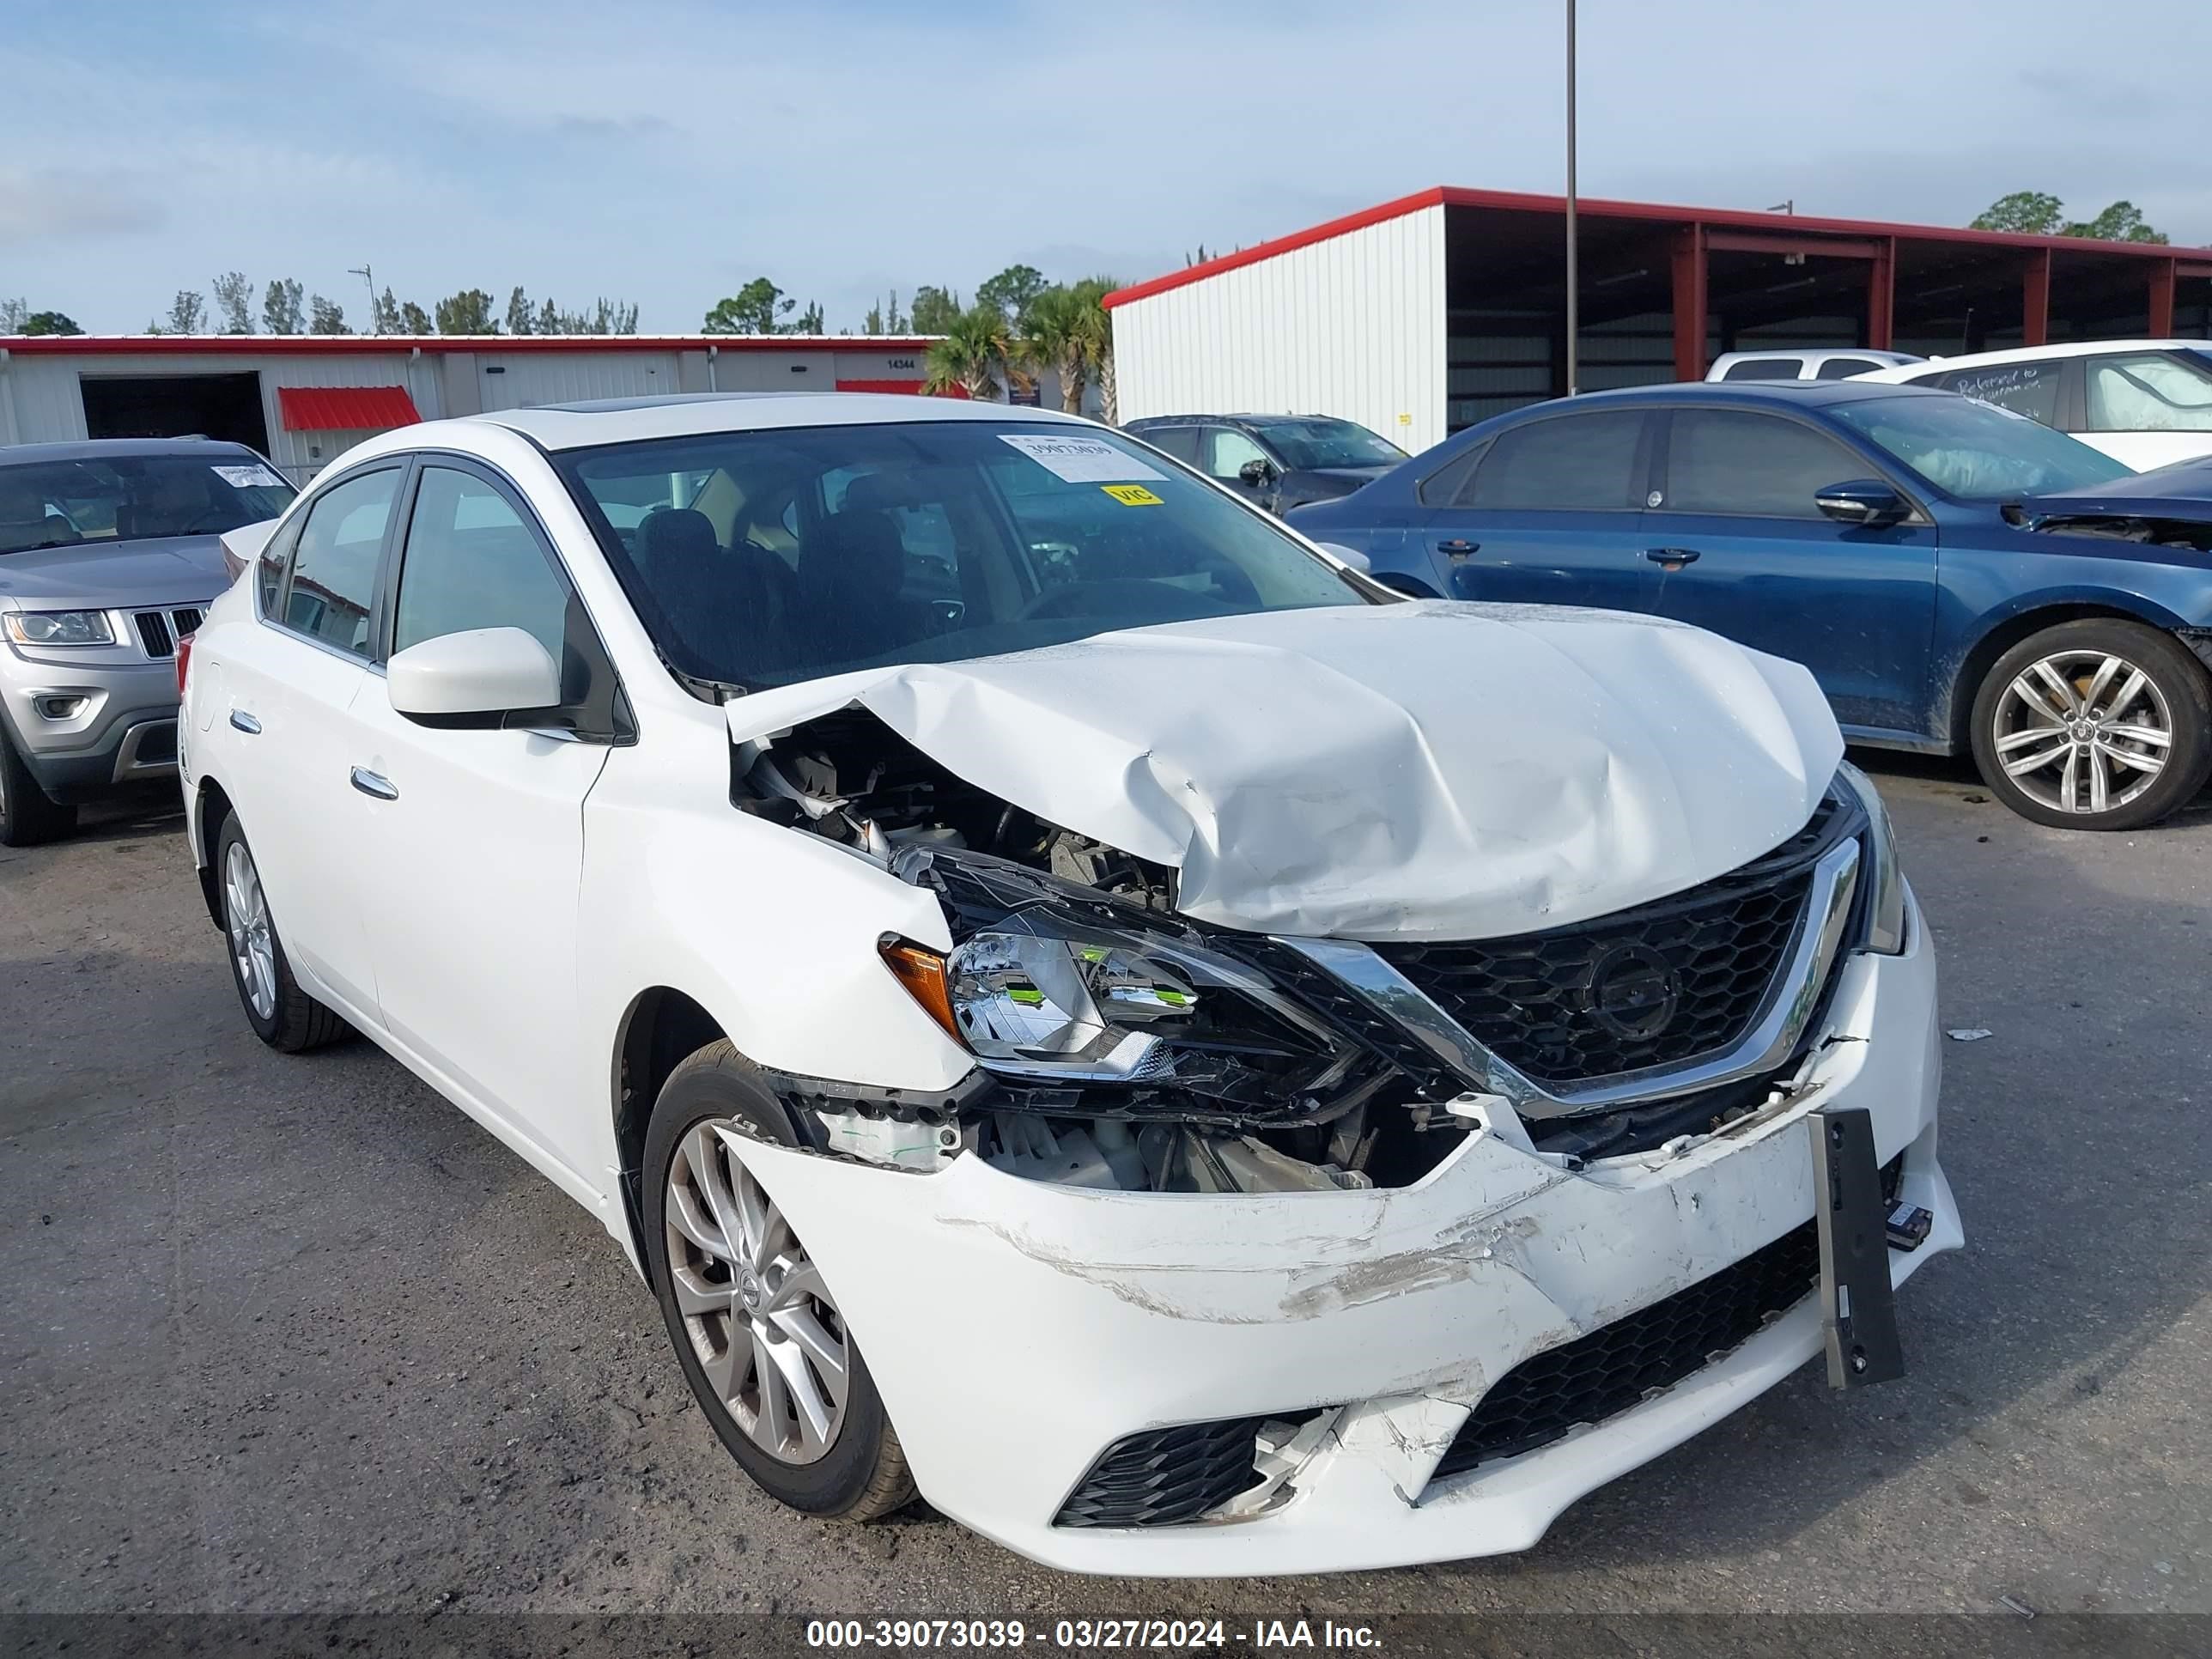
[1101,483,1164,506]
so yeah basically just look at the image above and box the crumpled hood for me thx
[725,601,1844,942]
[0,534,228,611]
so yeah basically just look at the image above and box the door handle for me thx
[349,767,399,802]
[228,709,261,735]
[1644,547,1702,567]
[1436,538,1480,558]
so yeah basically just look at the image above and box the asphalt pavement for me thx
[3,757,2207,1633]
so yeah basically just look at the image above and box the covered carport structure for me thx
[1106,186,2212,447]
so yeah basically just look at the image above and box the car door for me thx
[2079,349,2212,470]
[1416,406,1660,612]
[340,458,623,1175]
[1644,405,1938,738]
[212,463,404,1021]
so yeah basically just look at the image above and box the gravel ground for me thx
[3,757,2208,1633]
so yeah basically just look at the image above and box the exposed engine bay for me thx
[732,705,1849,1197]
[2033,511,2212,552]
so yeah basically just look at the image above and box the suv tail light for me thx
[175,629,194,697]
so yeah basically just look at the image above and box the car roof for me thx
[1854,339,2207,381]
[1498,380,1949,415]
[1129,413,1347,425]
[0,436,263,465]
[474,392,1094,451]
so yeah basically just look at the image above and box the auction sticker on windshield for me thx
[1102,483,1163,505]
[999,433,1165,483]
[211,463,287,489]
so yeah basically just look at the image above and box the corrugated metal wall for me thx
[1112,204,1448,454]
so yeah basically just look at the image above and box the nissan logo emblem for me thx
[1583,943,1680,1042]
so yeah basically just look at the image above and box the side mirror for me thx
[1238,458,1278,486]
[388,627,561,722]
[1315,541,1371,574]
[1815,479,1910,528]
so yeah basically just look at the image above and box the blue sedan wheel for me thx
[1972,621,2212,830]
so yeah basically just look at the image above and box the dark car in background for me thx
[0,437,295,844]
[1127,413,1407,514]
[1291,381,2212,830]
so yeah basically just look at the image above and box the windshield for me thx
[555,419,1371,690]
[1829,393,2134,501]
[1247,417,1407,471]
[0,453,295,556]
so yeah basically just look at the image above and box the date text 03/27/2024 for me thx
[803,1620,1382,1650]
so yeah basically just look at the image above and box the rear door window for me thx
[1816,357,1883,380]
[1927,360,2062,423]
[1140,426,1203,465]
[2084,352,2212,432]
[280,467,399,658]
[1463,411,1647,509]
[1662,410,1868,520]
[1721,359,1807,381]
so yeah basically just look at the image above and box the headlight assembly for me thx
[1835,762,1907,954]
[3,610,115,647]
[880,907,1358,1116]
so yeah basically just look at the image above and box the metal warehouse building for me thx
[0,334,944,483]
[1106,185,2212,453]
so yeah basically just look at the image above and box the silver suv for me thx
[0,438,295,845]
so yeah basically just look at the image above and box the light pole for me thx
[348,265,375,334]
[1565,0,1578,396]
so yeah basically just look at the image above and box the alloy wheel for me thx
[1990,648,2174,816]
[664,1121,849,1465]
[223,841,278,1020]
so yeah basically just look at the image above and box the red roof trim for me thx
[277,385,422,431]
[1104,185,2204,309]
[1103,188,1448,308]
[0,334,942,356]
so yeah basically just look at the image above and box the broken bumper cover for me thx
[722,896,1954,1577]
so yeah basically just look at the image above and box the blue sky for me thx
[5,0,2208,334]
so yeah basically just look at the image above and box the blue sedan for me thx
[1290,381,2212,830]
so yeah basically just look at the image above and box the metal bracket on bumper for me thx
[1809,1105,1905,1389]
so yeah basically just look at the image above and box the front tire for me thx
[1970,620,2212,830]
[213,812,351,1051]
[643,1041,915,1522]
[0,726,77,847]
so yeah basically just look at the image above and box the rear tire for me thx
[643,1040,915,1522]
[0,726,78,847]
[213,812,352,1052]
[1970,620,2212,830]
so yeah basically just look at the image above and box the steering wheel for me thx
[177,510,236,536]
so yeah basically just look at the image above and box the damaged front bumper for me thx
[717,896,1956,1576]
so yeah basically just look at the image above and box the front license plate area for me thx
[1808,1105,1905,1389]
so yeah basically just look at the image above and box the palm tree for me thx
[1073,276,1121,424]
[924,305,1012,400]
[1017,285,1092,413]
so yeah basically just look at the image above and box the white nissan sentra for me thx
[178,393,1957,1575]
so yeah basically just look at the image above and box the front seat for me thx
[0,479,77,550]
[634,506,793,673]
[796,509,927,665]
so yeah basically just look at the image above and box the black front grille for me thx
[133,611,175,658]
[172,606,204,638]
[1376,797,1851,1087]
[1430,1152,1905,1484]
[1054,1418,1264,1528]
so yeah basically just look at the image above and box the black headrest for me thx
[635,506,720,568]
